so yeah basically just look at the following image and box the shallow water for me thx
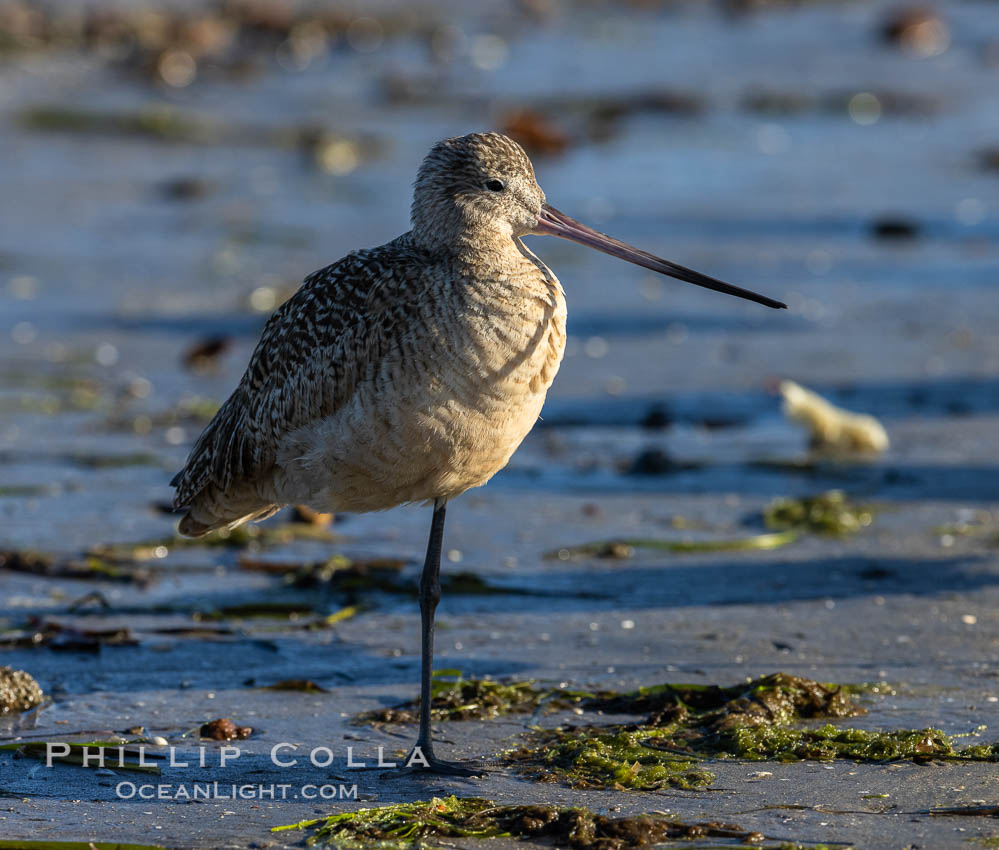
[2,1,999,848]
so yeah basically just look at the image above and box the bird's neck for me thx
[446,232,537,277]
[405,229,555,292]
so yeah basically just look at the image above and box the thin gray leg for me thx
[416,498,446,755]
[406,498,482,777]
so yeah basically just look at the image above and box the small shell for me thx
[780,380,889,454]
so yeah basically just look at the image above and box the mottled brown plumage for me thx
[172,133,564,535]
[171,132,784,772]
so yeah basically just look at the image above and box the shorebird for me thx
[171,132,785,775]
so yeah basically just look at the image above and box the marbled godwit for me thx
[171,132,785,774]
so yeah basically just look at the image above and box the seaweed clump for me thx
[508,726,716,790]
[719,724,958,762]
[0,667,44,714]
[764,490,873,536]
[507,672,999,790]
[585,672,862,727]
[354,671,570,725]
[676,676,959,762]
[509,673,859,791]
[273,795,768,849]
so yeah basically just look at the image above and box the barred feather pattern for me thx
[172,238,423,512]
[171,233,566,534]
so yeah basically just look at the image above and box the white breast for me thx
[274,259,567,513]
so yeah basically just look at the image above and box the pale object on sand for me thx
[780,380,889,453]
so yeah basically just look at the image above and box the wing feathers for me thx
[170,237,431,514]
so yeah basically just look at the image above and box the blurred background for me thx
[2,2,999,550]
[2,0,999,586]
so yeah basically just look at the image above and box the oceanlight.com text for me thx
[115,782,358,801]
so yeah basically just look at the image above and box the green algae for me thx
[350,670,998,787]
[323,605,361,626]
[509,726,715,790]
[508,673,862,790]
[546,529,797,560]
[355,671,859,733]
[840,681,897,697]
[354,670,572,725]
[272,795,776,849]
[506,672,998,790]
[764,490,873,536]
[715,723,958,762]
[547,492,878,560]
[506,724,976,791]
[584,672,864,726]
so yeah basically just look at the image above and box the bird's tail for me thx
[176,503,280,538]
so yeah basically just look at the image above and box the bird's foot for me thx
[401,757,485,777]
[397,747,485,777]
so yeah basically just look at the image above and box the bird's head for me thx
[411,132,545,250]
[411,131,786,309]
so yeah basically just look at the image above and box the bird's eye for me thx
[485,178,505,192]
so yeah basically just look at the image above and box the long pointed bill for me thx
[533,204,786,309]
